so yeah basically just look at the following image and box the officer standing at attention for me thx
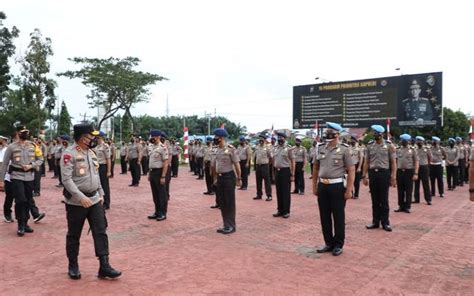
[95,132,112,210]
[349,135,364,199]
[292,135,307,195]
[119,142,128,174]
[456,137,467,186]
[414,136,432,205]
[60,123,121,280]
[237,136,251,190]
[161,132,173,199]
[147,129,169,221]
[211,128,241,234]
[141,139,150,176]
[469,141,474,202]
[253,133,273,201]
[272,132,295,219]
[195,139,205,180]
[126,135,142,187]
[312,122,355,256]
[309,140,318,179]
[170,139,182,178]
[446,138,460,191]
[269,136,277,184]
[108,139,116,178]
[188,140,195,173]
[395,134,419,213]
[362,125,397,232]
[429,136,446,197]
[0,125,45,236]
[203,136,215,195]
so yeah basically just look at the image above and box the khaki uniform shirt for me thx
[110,144,116,160]
[446,146,460,166]
[0,141,44,182]
[316,143,354,179]
[95,143,110,165]
[397,146,418,169]
[195,145,205,158]
[203,145,212,162]
[458,144,467,161]
[61,144,103,206]
[172,144,182,156]
[212,145,239,174]
[365,141,396,169]
[429,145,445,164]
[128,143,140,159]
[149,143,169,169]
[255,144,272,165]
[416,146,431,166]
[120,145,128,156]
[293,146,307,163]
[54,144,63,159]
[237,144,251,161]
[273,144,294,168]
[309,146,318,163]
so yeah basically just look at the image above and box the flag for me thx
[271,123,274,136]
[314,120,319,138]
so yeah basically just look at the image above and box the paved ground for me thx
[1,166,473,295]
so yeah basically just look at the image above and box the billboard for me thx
[293,72,442,128]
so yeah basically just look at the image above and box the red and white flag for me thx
[183,127,189,164]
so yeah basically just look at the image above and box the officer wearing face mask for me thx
[147,129,169,221]
[95,132,111,210]
[61,123,121,280]
[272,132,295,219]
[0,125,45,236]
[414,136,432,205]
[349,135,364,199]
[292,136,307,195]
[253,133,273,201]
[309,140,318,179]
[429,136,446,197]
[312,122,355,256]
[362,125,397,232]
[203,136,215,195]
[394,134,419,213]
[456,137,467,186]
[126,135,142,187]
[160,132,173,199]
[446,138,460,191]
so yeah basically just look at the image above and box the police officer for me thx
[312,122,355,256]
[170,139,182,178]
[195,139,205,180]
[141,139,150,176]
[161,132,173,199]
[269,136,277,184]
[237,136,251,190]
[61,123,121,280]
[119,142,128,174]
[363,125,397,232]
[309,140,318,179]
[292,135,307,195]
[272,132,295,218]
[95,132,112,210]
[0,125,45,236]
[350,135,364,199]
[108,139,116,178]
[469,141,474,202]
[414,136,432,205]
[253,133,273,201]
[464,139,471,184]
[147,129,169,221]
[56,135,69,188]
[203,136,215,195]
[395,134,419,213]
[429,136,446,197]
[126,135,142,186]
[456,137,467,186]
[446,138,460,191]
[188,140,195,173]
[211,128,241,234]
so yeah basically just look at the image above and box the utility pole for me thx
[166,94,169,117]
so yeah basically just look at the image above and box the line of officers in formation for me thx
[1,122,473,280]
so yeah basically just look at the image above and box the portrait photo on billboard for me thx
[398,72,442,127]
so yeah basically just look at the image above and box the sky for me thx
[3,0,474,133]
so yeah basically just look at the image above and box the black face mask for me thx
[19,131,29,141]
[150,138,156,144]
[62,141,68,147]
[417,143,423,148]
[240,142,245,146]
[374,134,382,141]
[312,142,316,147]
[160,138,165,144]
[449,143,455,148]
[88,137,98,149]
[259,139,264,145]
[277,139,285,145]
[295,142,301,146]
[350,141,356,147]
[213,138,221,145]
[401,141,408,147]
[130,139,135,143]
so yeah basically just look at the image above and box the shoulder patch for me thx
[63,153,72,164]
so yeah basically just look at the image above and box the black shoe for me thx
[3,215,14,223]
[241,187,247,191]
[17,226,25,237]
[440,194,444,198]
[366,223,379,229]
[253,196,262,200]
[299,192,304,195]
[394,208,403,212]
[427,201,432,205]
[24,225,34,233]
[282,213,290,219]
[412,200,420,204]
[103,205,110,210]
[382,224,392,232]
[148,214,158,219]
[403,209,411,213]
[128,183,135,187]
[221,227,235,234]
[98,256,122,279]
[33,192,40,197]
[210,205,220,209]
[273,212,282,217]
[291,191,298,194]
[316,245,333,253]
[332,247,343,256]
[265,196,272,201]
[68,259,81,280]
[208,192,215,195]
[203,192,210,195]
[34,213,46,223]
[237,187,243,190]
[156,215,167,221]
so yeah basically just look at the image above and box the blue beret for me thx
[239,136,246,141]
[206,136,213,142]
[448,138,455,142]
[371,125,385,133]
[415,136,425,141]
[432,136,440,142]
[213,128,229,138]
[326,122,342,132]
[150,129,162,137]
[276,132,287,138]
[400,134,411,141]
[60,135,70,141]
[161,132,168,139]
[455,136,462,142]
[258,133,267,139]
[99,131,106,137]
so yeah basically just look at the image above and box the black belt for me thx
[398,168,414,172]
[83,191,98,197]
[275,167,290,171]
[370,168,388,172]
[217,171,234,177]
[9,166,34,172]
[256,163,269,166]
[150,168,163,171]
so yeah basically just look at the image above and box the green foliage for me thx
[57,101,72,136]
[58,57,167,129]
[0,11,19,101]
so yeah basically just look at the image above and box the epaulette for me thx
[227,144,235,149]
[368,140,375,145]
[75,145,81,152]
[341,143,349,147]
[317,142,325,147]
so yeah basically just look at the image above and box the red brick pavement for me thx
[1,167,473,295]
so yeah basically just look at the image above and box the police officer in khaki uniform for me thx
[61,123,121,280]
[429,136,446,197]
[141,140,150,176]
[272,132,295,218]
[211,128,241,234]
[456,137,467,186]
[395,134,419,213]
[170,139,182,178]
[414,136,432,205]
[147,129,169,221]
[463,139,470,184]
[292,135,307,195]
[237,136,251,190]
[161,133,173,199]
[312,122,355,256]
[446,138,460,191]
[0,125,45,236]
[349,135,364,199]
[126,135,142,186]
[119,142,128,174]
[469,140,474,202]
[195,139,205,180]
[363,125,397,232]
[188,140,195,173]
[95,131,112,210]
[253,133,273,201]
[108,139,116,178]
[309,141,318,179]
[203,137,215,195]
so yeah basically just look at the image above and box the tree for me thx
[17,28,57,134]
[58,57,167,129]
[0,11,19,102]
[57,100,72,136]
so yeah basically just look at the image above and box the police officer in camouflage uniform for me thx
[0,125,45,236]
[312,122,355,256]
[147,129,169,221]
[61,123,121,280]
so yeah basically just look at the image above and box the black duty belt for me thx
[217,171,234,177]
[275,167,290,171]
[9,166,34,173]
[150,168,163,171]
[370,168,388,172]
[398,168,414,172]
[83,191,98,197]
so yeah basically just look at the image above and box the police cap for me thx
[150,129,162,137]
[432,136,441,142]
[213,128,229,138]
[73,124,99,138]
[371,125,385,133]
[400,134,411,141]
[415,136,425,141]
[326,122,343,132]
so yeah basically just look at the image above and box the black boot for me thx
[98,256,122,279]
[68,258,81,280]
